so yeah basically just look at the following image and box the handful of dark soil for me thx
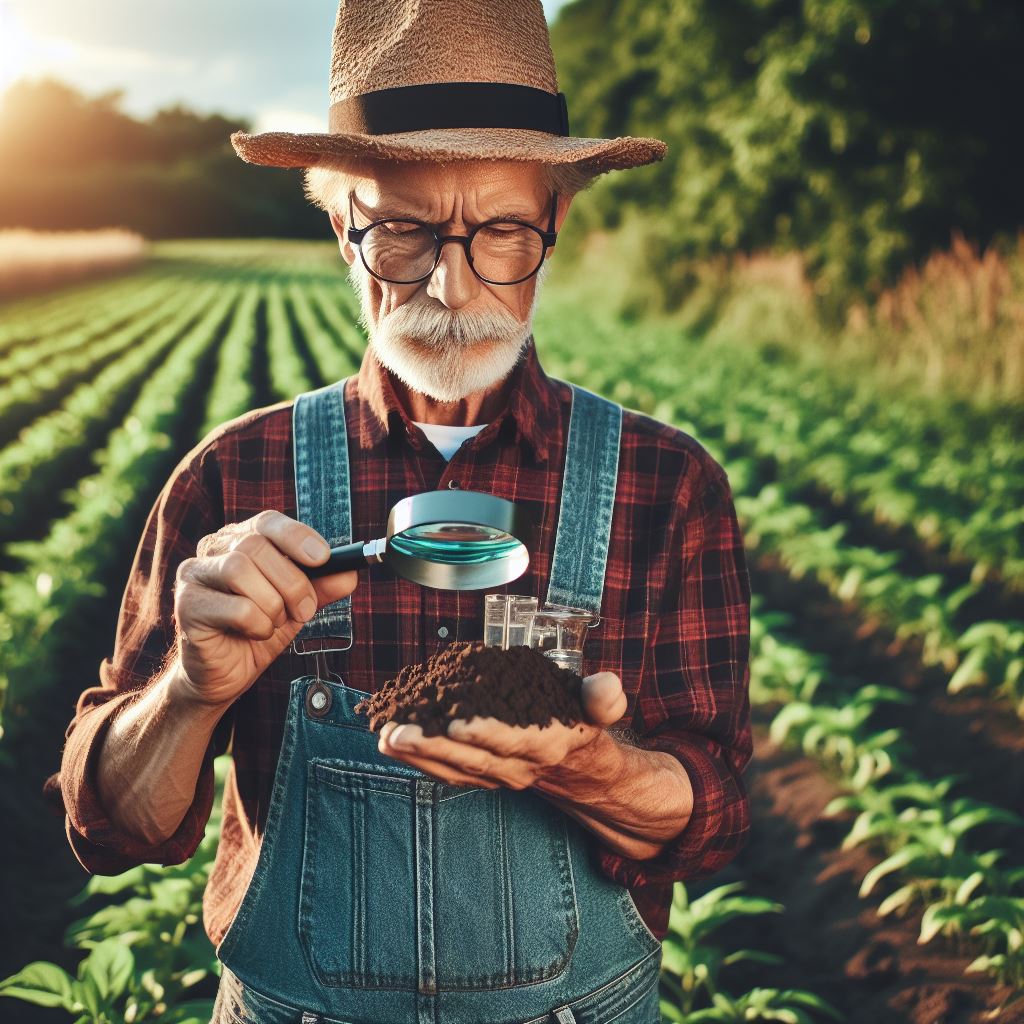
[354,641,584,737]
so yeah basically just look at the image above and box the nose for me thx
[426,237,481,310]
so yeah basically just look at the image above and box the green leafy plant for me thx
[658,884,842,1022]
[0,758,227,1023]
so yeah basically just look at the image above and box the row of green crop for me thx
[749,596,1024,999]
[199,284,262,437]
[287,281,362,383]
[266,280,314,401]
[536,313,1024,714]
[0,286,198,444]
[534,301,1024,588]
[0,270,164,356]
[733,480,1024,713]
[0,285,239,739]
[0,287,218,544]
[0,279,173,386]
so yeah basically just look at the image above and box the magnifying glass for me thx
[302,490,536,590]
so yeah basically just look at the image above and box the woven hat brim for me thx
[229,127,667,173]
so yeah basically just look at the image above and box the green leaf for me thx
[659,999,687,1023]
[80,939,134,1001]
[0,961,77,1009]
[158,999,217,1023]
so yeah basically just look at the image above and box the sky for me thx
[0,0,571,131]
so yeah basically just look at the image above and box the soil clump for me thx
[355,641,583,736]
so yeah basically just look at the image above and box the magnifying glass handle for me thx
[306,540,378,579]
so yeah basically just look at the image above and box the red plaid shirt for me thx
[54,336,752,946]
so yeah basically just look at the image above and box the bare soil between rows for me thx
[750,557,1024,831]
[713,724,1023,1024]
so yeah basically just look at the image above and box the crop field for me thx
[0,240,1021,1024]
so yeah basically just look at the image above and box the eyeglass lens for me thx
[359,221,545,284]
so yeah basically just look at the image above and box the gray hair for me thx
[303,156,594,217]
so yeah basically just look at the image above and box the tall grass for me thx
[844,231,1024,402]
[550,221,1024,405]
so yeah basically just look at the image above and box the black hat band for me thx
[328,82,570,137]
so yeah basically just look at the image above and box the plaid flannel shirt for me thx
[51,336,752,945]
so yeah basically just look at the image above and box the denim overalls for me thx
[213,378,664,1024]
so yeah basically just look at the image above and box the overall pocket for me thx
[432,785,579,989]
[298,760,580,991]
[299,761,419,989]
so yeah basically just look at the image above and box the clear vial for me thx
[483,594,509,648]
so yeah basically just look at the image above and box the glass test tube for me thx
[483,594,538,649]
[483,594,508,648]
[526,604,596,674]
[505,595,538,648]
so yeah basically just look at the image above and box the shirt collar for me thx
[351,335,562,464]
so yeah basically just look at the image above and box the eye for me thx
[480,223,529,236]
[381,221,424,236]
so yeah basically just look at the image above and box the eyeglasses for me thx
[346,190,559,286]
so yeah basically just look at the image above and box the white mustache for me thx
[381,299,523,348]
[347,258,549,349]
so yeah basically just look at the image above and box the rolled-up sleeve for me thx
[44,445,233,873]
[596,465,753,888]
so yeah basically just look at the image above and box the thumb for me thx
[311,569,359,610]
[580,671,628,727]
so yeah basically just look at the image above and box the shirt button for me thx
[437,625,450,638]
[447,479,460,489]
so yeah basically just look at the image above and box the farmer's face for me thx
[329,160,571,402]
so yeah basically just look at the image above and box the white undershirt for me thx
[412,420,489,461]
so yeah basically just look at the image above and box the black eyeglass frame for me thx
[346,190,559,286]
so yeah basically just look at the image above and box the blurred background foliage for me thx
[1,0,1022,400]
[550,0,1024,311]
[0,79,323,239]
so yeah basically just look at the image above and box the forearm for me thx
[96,659,229,845]
[534,730,694,860]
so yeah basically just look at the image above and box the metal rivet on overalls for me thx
[305,681,332,718]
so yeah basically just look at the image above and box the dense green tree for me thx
[551,0,1024,301]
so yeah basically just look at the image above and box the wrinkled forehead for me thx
[351,159,549,219]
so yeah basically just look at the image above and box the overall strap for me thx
[545,383,623,616]
[291,377,354,652]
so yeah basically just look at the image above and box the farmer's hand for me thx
[377,670,628,790]
[173,510,358,708]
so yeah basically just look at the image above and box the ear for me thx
[328,210,357,266]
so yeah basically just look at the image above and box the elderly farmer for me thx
[54,2,752,1022]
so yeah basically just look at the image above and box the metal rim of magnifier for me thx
[385,490,537,590]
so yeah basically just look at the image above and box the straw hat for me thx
[229,0,667,177]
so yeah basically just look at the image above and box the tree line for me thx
[0,78,324,239]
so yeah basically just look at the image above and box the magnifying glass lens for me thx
[389,524,525,565]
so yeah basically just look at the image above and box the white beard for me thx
[346,258,549,403]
